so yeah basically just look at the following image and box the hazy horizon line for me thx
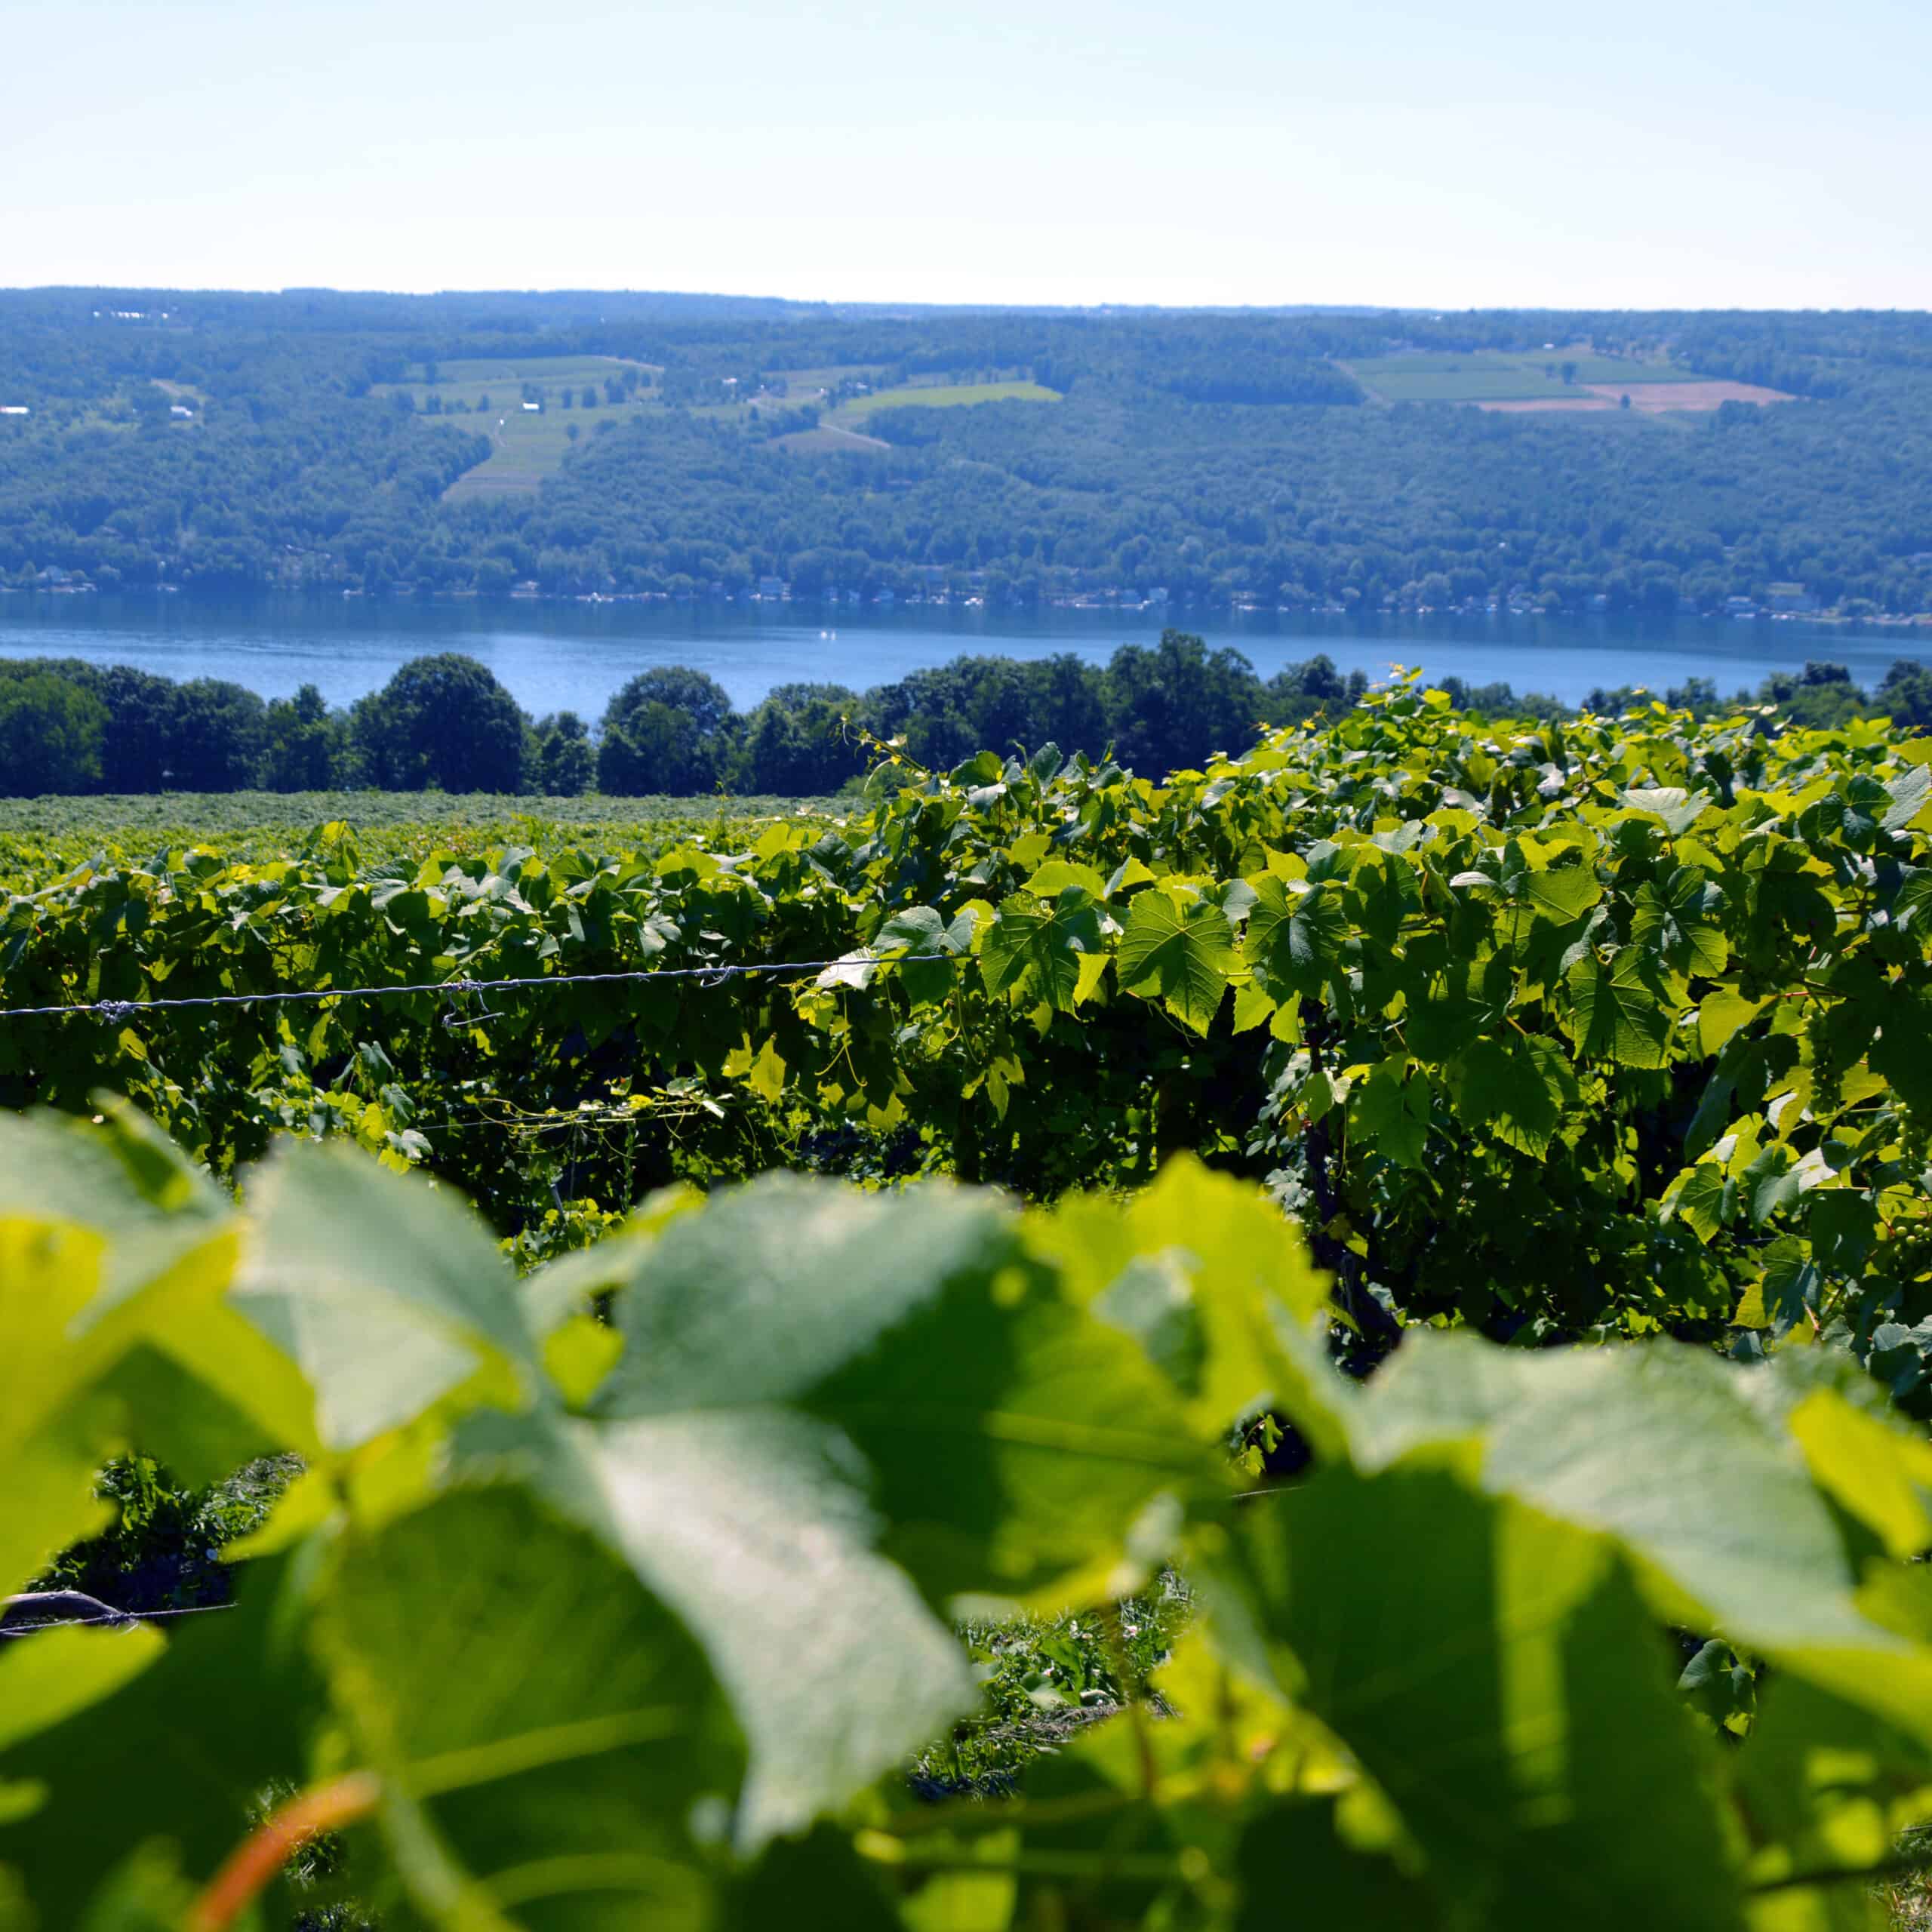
[3,284,1928,321]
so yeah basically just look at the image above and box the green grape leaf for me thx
[0,1111,226,1302]
[1894,864,1932,933]
[1736,1666,1932,1900]
[1632,872,1728,977]
[980,890,1105,1013]
[1238,1798,1443,1932]
[470,1406,974,1853]
[1743,1144,1802,1226]
[1030,1153,1331,1438]
[1023,859,1108,900]
[1620,787,1713,836]
[1336,1337,1932,1750]
[1563,949,1674,1068]
[233,1138,540,1449]
[1215,1462,1744,1931]
[1346,1060,1432,1168]
[1447,1035,1575,1158]
[873,905,971,1004]
[315,1485,732,1928]
[484,1174,1206,1845]
[723,1824,909,1932]
[1242,874,1346,999]
[0,1623,166,1758]
[1698,988,1767,1058]
[1344,849,1423,950]
[0,1131,312,1591]
[1115,890,1236,1034]
[873,905,949,952]
[1882,760,1931,833]
[594,1178,1016,1417]
[1863,981,1932,1116]
[1524,860,1604,924]
[1668,1164,1731,1244]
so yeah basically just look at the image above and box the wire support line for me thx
[0,1599,238,1637]
[0,952,969,1024]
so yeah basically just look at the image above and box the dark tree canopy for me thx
[260,684,345,792]
[598,669,740,795]
[535,711,595,796]
[0,672,107,796]
[602,668,738,740]
[162,679,267,791]
[1106,632,1268,774]
[0,632,1922,800]
[350,654,527,792]
[97,666,182,792]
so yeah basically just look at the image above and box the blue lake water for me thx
[1,592,1926,716]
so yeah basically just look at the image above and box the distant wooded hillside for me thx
[3,292,1931,617]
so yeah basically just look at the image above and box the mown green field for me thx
[1347,349,1705,402]
[0,790,838,889]
[832,378,1062,421]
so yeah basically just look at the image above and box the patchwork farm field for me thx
[375,354,657,497]
[688,367,1061,441]
[1343,347,1769,408]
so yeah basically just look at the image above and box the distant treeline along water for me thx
[3,632,1929,800]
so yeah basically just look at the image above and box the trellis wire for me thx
[0,1599,237,1638]
[0,951,969,1025]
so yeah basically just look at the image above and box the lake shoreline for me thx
[5,588,1928,717]
[10,578,1932,635]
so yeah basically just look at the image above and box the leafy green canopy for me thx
[7,1120,1932,1928]
[5,681,1928,1380]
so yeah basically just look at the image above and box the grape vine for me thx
[5,1112,1932,1927]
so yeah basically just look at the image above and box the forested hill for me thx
[4,291,1932,615]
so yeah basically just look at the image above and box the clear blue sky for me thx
[7,0,1929,309]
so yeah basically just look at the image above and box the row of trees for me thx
[0,635,1376,798]
[0,656,543,799]
[4,634,1927,800]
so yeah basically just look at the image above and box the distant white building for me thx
[170,404,193,418]
[521,401,541,412]
[0,405,28,417]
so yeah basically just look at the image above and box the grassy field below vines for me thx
[0,789,841,887]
